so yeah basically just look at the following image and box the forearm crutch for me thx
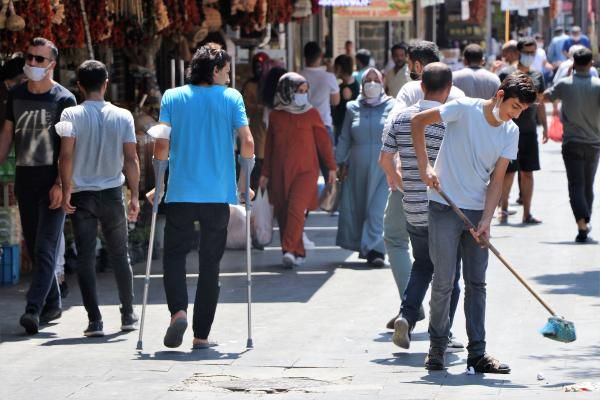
[136,158,168,350]
[239,155,255,349]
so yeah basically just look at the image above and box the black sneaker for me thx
[84,320,104,337]
[467,353,511,374]
[121,311,139,332]
[19,313,39,334]
[40,306,62,324]
[366,250,385,267]
[424,347,445,370]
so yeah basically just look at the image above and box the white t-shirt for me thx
[300,67,339,128]
[531,47,547,72]
[428,97,519,210]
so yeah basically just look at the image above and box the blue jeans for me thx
[428,201,488,358]
[383,190,412,302]
[401,223,461,331]
[16,167,65,315]
[70,187,134,322]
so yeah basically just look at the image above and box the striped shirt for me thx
[381,100,445,226]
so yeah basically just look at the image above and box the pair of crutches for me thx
[136,159,254,350]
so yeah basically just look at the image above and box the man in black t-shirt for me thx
[0,37,76,334]
[498,37,549,224]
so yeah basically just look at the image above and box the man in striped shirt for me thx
[380,63,461,352]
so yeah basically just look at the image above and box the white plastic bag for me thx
[226,205,247,249]
[252,188,274,246]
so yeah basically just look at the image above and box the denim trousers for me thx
[16,171,64,315]
[70,186,134,322]
[428,201,488,358]
[163,202,229,340]
[383,190,412,302]
[401,222,461,331]
[562,142,600,223]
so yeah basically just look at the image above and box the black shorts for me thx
[506,132,540,173]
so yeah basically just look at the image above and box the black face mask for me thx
[410,70,420,80]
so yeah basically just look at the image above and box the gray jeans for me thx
[428,201,488,358]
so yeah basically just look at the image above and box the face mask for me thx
[492,97,504,123]
[23,64,49,82]
[293,93,308,107]
[520,54,535,68]
[410,70,420,80]
[363,82,382,98]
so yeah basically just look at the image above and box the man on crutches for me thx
[142,43,254,350]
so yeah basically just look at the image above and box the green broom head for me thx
[539,316,576,343]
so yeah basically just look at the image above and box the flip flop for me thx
[163,318,188,348]
[192,341,218,349]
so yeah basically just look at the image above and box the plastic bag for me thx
[226,205,247,249]
[319,181,341,213]
[251,188,273,246]
[548,115,563,142]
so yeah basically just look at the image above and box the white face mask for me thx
[363,81,382,98]
[492,97,504,123]
[293,93,308,107]
[520,54,535,68]
[23,64,49,82]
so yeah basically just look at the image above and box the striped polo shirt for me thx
[381,100,445,227]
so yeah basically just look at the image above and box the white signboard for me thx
[420,0,445,8]
[500,0,549,10]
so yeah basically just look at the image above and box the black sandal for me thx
[468,354,511,374]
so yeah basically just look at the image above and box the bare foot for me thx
[170,310,187,325]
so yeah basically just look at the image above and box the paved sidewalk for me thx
[0,140,599,399]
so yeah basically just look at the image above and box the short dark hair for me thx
[30,37,58,60]
[422,62,452,93]
[573,47,593,67]
[334,54,353,76]
[188,43,231,85]
[77,60,108,92]
[463,43,484,65]
[499,72,537,104]
[0,57,25,81]
[355,48,371,68]
[391,43,408,54]
[408,41,440,66]
[304,41,322,65]
[517,37,537,52]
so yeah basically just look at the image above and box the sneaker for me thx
[282,252,295,268]
[467,353,511,374]
[302,233,316,249]
[386,314,399,330]
[121,311,139,332]
[424,347,445,370]
[392,317,411,349]
[523,215,542,224]
[293,256,305,266]
[40,306,62,324]
[446,335,465,353]
[84,320,104,337]
[366,250,385,267]
[19,312,39,334]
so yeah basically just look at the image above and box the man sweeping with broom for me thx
[411,72,537,372]
[148,44,254,349]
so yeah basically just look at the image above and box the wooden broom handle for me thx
[435,189,557,316]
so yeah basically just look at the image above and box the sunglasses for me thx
[25,53,52,63]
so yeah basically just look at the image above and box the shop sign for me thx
[421,0,445,7]
[319,0,370,5]
[500,0,549,10]
[334,0,412,18]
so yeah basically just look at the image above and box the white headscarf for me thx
[357,67,390,107]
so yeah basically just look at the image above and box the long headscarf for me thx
[273,72,313,114]
[357,67,391,107]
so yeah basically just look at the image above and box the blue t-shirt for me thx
[159,84,248,204]
[428,98,519,210]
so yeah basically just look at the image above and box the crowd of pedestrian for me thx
[1,25,598,375]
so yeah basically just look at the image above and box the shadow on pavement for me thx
[41,331,129,346]
[527,345,600,379]
[532,270,600,297]
[134,348,244,362]
[0,330,57,343]
[414,371,528,388]
[372,331,429,344]
[540,240,598,245]
[371,353,460,368]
